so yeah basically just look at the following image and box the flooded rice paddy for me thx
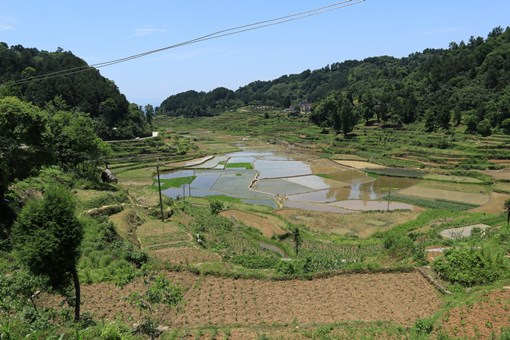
[160,149,420,212]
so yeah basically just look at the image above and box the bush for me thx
[230,254,278,269]
[413,317,435,335]
[276,260,296,275]
[433,246,507,286]
[383,233,415,259]
[210,201,224,215]
[146,275,183,306]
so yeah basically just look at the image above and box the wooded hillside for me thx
[0,43,151,140]
[158,26,510,135]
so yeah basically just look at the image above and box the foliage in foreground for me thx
[12,184,83,320]
[433,246,508,286]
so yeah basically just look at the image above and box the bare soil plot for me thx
[469,192,510,214]
[482,168,510,181]
[334,160,386,169]
[174,271,442,327]
[277,209,421,238]
[398,186,490,205]
[441,289,510,339]
[220,210,287,238]
[42,271,440,333]
[310,158,352,174]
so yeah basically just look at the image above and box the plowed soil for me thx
[41,270,442,329]
[441,288,510,339]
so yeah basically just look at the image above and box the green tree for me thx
[503,118,510,134]
[0,97,50,198]
[12,185,84,321]
[477,118,492,137]
[48,110,110,173]
[144,104,154,125]
[338,95,355,136]
[210,201,224,215]
[310,92,355,136]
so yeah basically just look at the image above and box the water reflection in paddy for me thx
[159,149,419,211]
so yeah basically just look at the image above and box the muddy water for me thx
[161,149,419,211]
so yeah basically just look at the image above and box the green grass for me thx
[386,193,479,211]
[205,195,243,203]
[225,162,254,169]
[151,176,196,190]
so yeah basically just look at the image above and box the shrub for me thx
[413,317,435,336]
[209,201,224,215]
[275,260,296,275]
[383,233,415,259]
[146,275,183,306]
[230,254,277,269]
[433,246,507,286]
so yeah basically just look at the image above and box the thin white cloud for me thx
[133,27,167,37]
[420,27,462,35]
[0,16,15,31]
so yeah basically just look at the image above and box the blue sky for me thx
[1,1,510,106]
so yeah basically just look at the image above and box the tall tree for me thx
[0,97,50,197]
[12,185,84,321]
[310,92,355,136]
[144,104,154,125]
[48,110,110,172]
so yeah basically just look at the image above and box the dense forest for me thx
[0,43,152,140]
[158,26,510,136]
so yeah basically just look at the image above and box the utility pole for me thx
[156,165,164,221]
[387,188,391,212]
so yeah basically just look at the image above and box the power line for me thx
[0,0,365,87]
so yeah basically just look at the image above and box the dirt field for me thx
[150,246,221,265]
[277,209,421,238]
[469,192,510,214]
[482,168,510,181]
[334,160,386,169]
[441,288,510,339]
[398,186,490,205]
[41,270,441,331]
[175,271,441,327]
[220,209,287,238]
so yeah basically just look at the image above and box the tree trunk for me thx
[72,267,81,321]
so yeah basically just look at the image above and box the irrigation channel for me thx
[158,149,417,213]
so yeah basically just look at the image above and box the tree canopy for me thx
[158,26,510,136]
[0,96,110,199]
[0,43,151,139]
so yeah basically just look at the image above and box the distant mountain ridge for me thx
[158,26,510,135]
